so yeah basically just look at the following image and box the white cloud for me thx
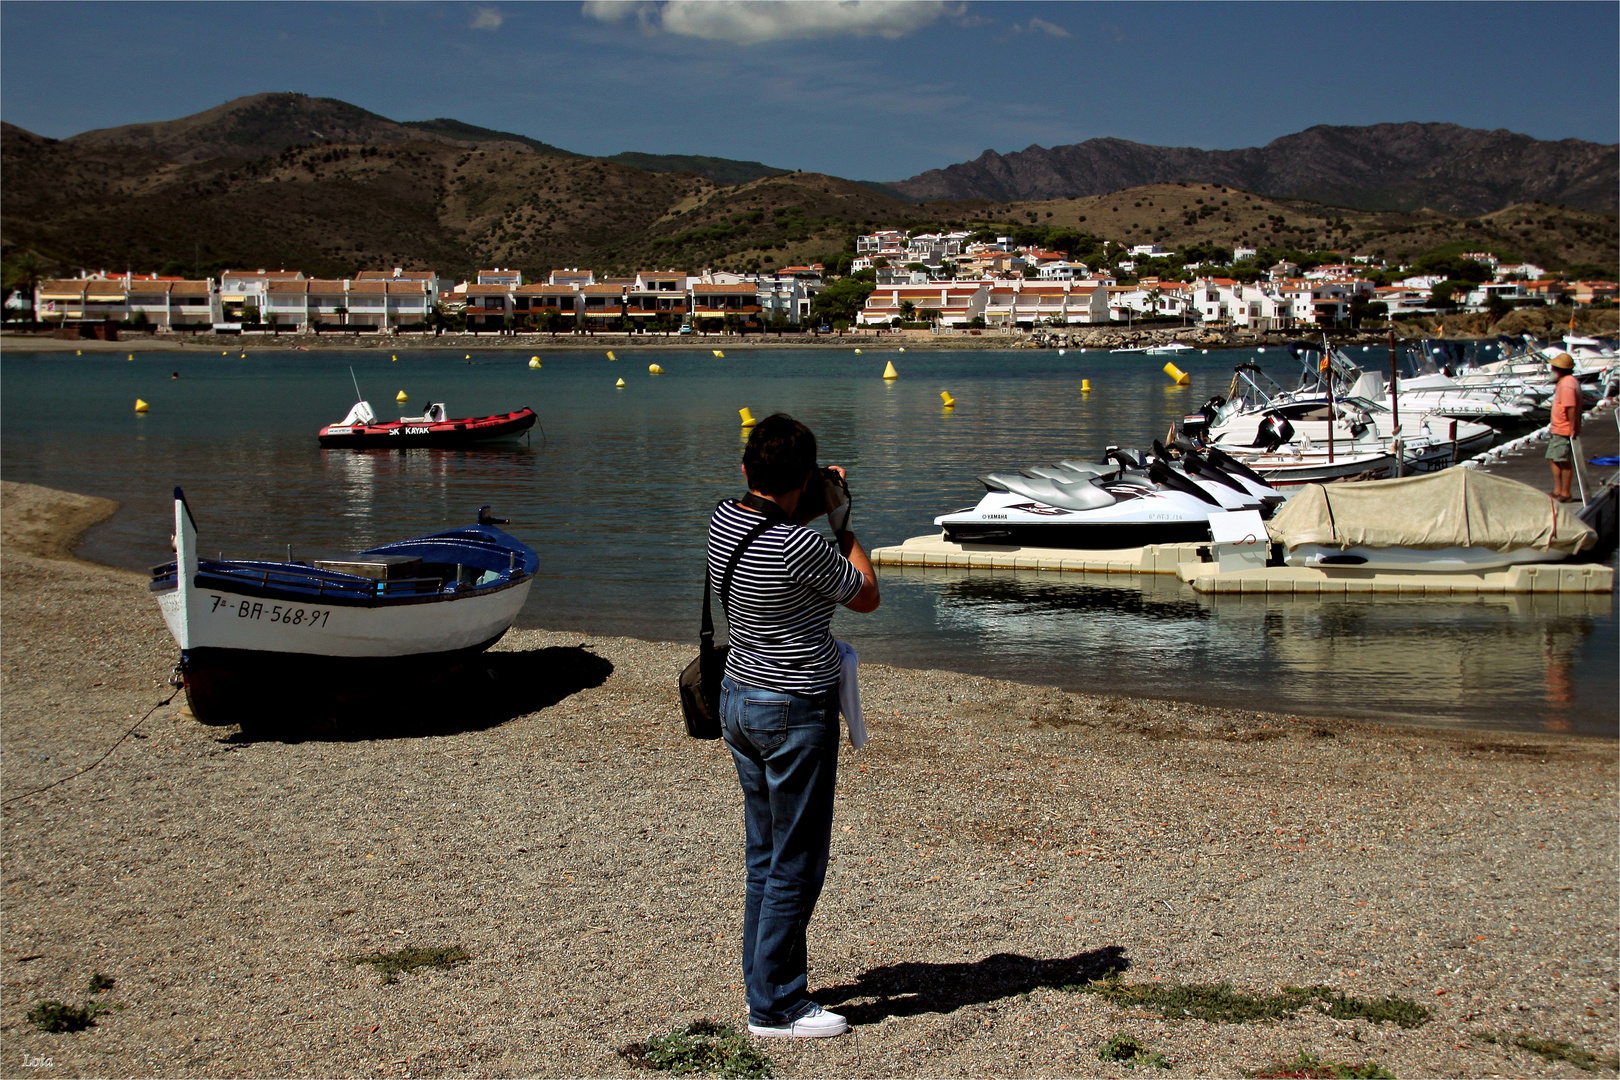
[1022,16,1069,38]
[469,6,504,30]
[582,0,959,45]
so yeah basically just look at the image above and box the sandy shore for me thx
[2,480,1615,1078]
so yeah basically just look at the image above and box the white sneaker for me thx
[747,1004,848,1038]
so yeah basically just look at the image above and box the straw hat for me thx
[1549,352,1575,370]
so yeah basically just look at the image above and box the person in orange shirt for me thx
[1545,352,1581,501]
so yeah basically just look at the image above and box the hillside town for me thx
[16,230,1616,339]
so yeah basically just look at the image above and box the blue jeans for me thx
[720,675,841,1026]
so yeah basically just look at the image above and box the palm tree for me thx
[899,299,917,322]
[1145,286,1164,320]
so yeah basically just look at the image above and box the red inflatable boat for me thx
[318,401,537,448]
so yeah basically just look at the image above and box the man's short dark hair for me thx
[743,413,818,495]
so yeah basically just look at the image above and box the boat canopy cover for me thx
[1266,469,1597,554]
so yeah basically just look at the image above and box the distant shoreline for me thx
[2,326,1431,353]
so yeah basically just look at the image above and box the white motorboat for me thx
[1190,362,1496,469]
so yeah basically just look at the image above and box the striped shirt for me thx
[708,499,864,694]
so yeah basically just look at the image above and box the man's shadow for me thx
[817,947,1128,1025]
[224,645,613,742]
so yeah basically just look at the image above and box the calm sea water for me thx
[2,344,1613,736]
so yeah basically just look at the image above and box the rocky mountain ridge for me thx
[889,123,1619,215]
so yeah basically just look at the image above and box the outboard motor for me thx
[1180,395,1225,440]
[1255,415,1295,452]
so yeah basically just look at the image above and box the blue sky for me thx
[2,1,1615,181]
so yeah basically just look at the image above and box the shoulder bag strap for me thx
[703,499,782,646]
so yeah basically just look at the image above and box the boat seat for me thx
[983,472,1117,512]
[1057,459,1114,477]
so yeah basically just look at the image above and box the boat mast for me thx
[1388,326,1402,476]
[1321,336,1334,465]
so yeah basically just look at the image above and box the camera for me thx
[795,466,850,529]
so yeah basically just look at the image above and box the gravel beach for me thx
[3,480,1616,1079]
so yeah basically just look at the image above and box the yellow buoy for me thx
[898,347,906,352]
[76,350,82,355]
[1082,379,1092,393]
[1162,362,1190,386]
[465,354,471,360]
[391,354,398,361]
[607,351,617,361]
[940,391,955,408]
[882,360,898,380]
[134,398,150,413]
[239,353,246,358]
[739,407,758,428]
[127,354,134,361]
[854,348,863,355]
[649,363,664,374]
[615,377,626,388]
[396,390,408,402]
[222,350,228,355]
[528,358,541,369]
[712,350,724,358]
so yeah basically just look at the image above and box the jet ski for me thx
[933,443,1284,549]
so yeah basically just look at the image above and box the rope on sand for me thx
[2,688,179,806]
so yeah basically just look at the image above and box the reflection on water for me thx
[865,566,1615,736]
[1,347,1613,735]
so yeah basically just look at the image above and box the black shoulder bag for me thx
[679,497,784,739]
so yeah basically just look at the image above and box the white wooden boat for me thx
[152,489,535,725]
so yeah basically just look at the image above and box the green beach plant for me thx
[349,946,470,985]
[1064,975,1429,1028]
[619,1019,773,1079]
[1099,1033,1171,1069]
[1249,1049,1396,1078]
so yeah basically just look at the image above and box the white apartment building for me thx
[1189,278,1298,330]
[218,270,305,329]
[264,278,434,332]
[1037,261,1091,280]
[549,268,595,288]
[857,283,990,328]
[981,281,1111,328]
[36,276,219,331]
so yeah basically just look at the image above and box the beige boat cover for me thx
[1266,469,1597,553]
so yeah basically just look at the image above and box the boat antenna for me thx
[350,366,364,403]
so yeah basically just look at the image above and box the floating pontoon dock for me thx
[1175,560,1613,595]
[870,535,1202,575]
[871,534,1613,593]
